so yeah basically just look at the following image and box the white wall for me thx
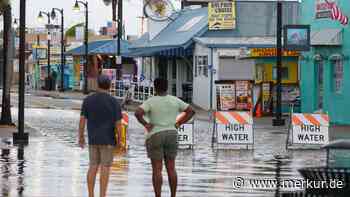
[193,43,211,110]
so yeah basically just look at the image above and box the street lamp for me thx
[102,0,123,79]
[37,10,52,91]
[51,8,65,92]
[13,0,29,144]
[73,0,89,95]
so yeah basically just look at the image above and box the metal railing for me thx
[111,80,155,103]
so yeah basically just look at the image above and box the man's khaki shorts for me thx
[146,130,178,160]
[89,145,115,166]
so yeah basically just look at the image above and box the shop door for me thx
[316,60,324,110]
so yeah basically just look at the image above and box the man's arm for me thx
[175,106,195,128]
[78,116,86,148]
[135,107,153,132]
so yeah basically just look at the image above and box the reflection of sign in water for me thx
[215,111,253,144]
[315,0,335,19]
[291,113,329,145]
[208,1,236,30]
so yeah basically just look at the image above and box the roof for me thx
[194,37,277,48]
[311,28,342,46]
[66,39,130,56]
[129,7,208,57]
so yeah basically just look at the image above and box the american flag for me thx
[326,0,348,26]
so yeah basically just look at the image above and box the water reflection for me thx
[2,108,349,196]
[1,148,10,196]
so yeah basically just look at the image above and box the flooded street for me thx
[0,108,349,197]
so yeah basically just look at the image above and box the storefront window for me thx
[273,67,289,80]
[332,59,343,93]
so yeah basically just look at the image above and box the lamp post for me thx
[37,11,52,91]
[73,0,89,94]
[272,0,285,126]
[103,0,122,78]
[13,0,29,144]
[51,8,65,92]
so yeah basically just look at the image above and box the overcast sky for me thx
[8,0,148,36]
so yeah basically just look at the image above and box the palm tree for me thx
[0,1,14,125]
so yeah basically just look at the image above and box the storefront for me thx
[66,39,132,91]
[299,0,350,125]
[250,48,300,115]
[192,37,300,113]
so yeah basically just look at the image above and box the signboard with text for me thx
[315,0,335,19]
[208,1,236,30]
[177,124,194,146]
[291,113,329,145]
[250,48,299,57]
[216,80,253,111]
[215,111,254,145]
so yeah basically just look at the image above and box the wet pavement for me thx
[1,96,350,196]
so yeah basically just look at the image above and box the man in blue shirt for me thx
[78,75,122,197]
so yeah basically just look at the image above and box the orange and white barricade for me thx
[176,112,194,148]
[214,111,254,147]
[287,113,329,148]
[116,112,129,151]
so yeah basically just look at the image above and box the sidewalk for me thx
[27,90,212,121]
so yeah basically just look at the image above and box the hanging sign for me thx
[208,1,236,30]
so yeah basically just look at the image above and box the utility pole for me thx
[13,0,29,144]
[73,0,89,94]
[272,1,285,126]
[51,8,65,92]
[117,0,123,79]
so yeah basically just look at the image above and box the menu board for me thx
[216,80,253,111]
[217,84,236,110]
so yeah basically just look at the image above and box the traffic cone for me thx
[256,103,262,118]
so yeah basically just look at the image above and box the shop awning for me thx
[128,46,193,57]
[311,29,342,46]
[65,39,130,56]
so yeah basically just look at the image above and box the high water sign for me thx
[215,111,254,144]
[291,113,329,145]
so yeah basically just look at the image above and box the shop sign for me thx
[249,48,299,57]
[208,1,236,30]
[315,0,335,19]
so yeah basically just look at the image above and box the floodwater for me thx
[0,108,349,197]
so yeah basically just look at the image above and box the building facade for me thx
[299,0,350,125]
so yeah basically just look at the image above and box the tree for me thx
[0,3,14,125]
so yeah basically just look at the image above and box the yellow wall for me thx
[255,59,298,84]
